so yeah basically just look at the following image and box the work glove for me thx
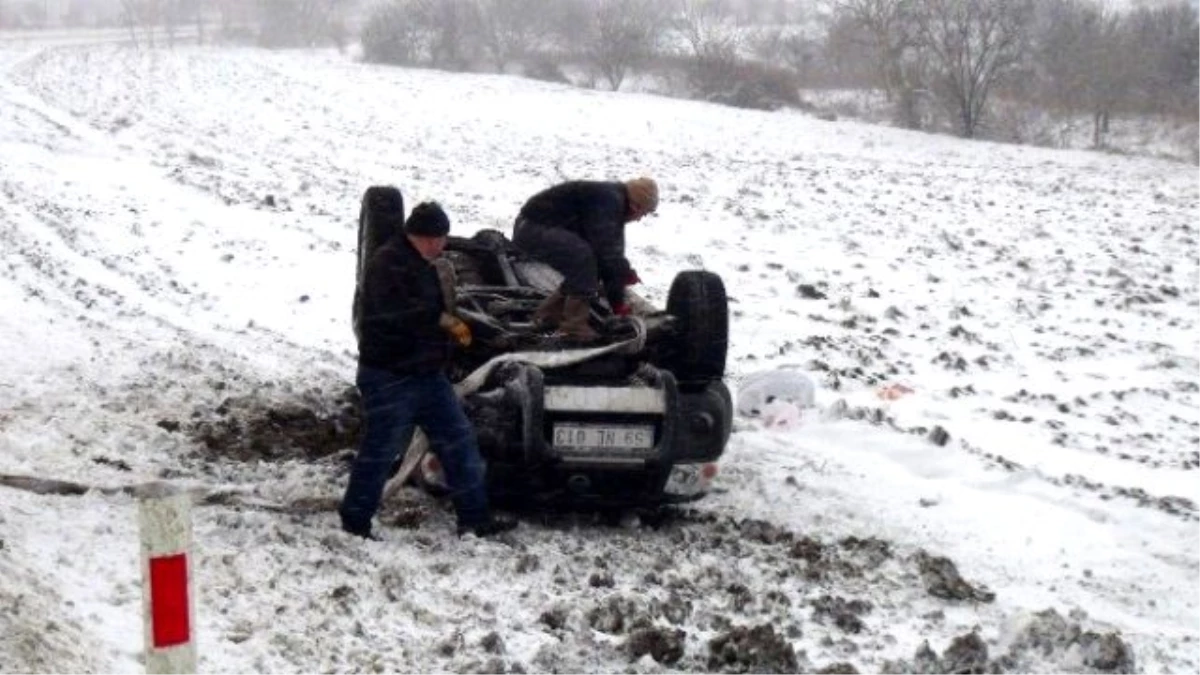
[625,269,641,285]
[611,301,632,317]
[439,312,472,348]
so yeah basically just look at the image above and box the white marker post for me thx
[138,483,197,674]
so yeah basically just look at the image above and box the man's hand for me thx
[612,302,632,317]
[439,313,472,347]
[625,269,641,285]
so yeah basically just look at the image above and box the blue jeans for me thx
[340,367,489,529]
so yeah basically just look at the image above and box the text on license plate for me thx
[553,424,654,450]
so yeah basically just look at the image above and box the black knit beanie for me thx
[405,201,450,237]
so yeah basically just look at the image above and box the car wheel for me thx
[471,228,510,250]
[357,186,404,284]
[354,186,404,340]
[664,270,728,386]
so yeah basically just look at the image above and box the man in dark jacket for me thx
[340,201,516,539]
[512,177,658,341]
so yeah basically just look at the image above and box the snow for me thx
[735,369,817,415]
[1,39,1197,673]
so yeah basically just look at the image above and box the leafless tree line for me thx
[1029,0,1199,146]
[360,0,667,90]
[356,0,1195,143]
[824,0,1035,138]
[3,0,1193,148]
[826,0,1198,142]
[359,0,802,108]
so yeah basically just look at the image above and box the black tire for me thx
[471,228,511,251]
[353,186,404,340]
[471,228,521,287]
[664,270,728,385]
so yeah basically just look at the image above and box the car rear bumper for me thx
[452,364,732,508]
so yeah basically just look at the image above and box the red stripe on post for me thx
[148,554,191,648]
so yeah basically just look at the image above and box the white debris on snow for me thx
[736,369,818,416]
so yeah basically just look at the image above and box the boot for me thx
[340,516,380,541]
[531,288,565,331]
[558,295,600,342]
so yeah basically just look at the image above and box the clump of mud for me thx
[586,594,648,634]
[815,663,859,674]
[884,609,1135,674]
[626,625,687,665]
[182,385,361,462]
[997,608,1135,673]
[811,594,872,634]
[707,623,799,673]
[883,631,989,674]
[914,550,996,602]
[786,532,895,581]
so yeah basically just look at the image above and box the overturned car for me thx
[356,186,734,509]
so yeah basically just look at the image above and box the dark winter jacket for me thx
[356,236,452,375]
[518,181,633,306]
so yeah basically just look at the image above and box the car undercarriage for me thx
[356,186,734,509]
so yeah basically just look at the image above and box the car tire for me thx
[471,228,510,250]
[354,186,404,340]
[664,270,728,386]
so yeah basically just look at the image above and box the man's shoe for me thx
[457,515,518,538]
[342,519,380,541]
[557,295,600,342]
[531,288,566,332]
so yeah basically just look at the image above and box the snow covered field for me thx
[1,41,1197,673]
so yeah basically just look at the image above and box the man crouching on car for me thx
[513,177,657,342]
[340,201,517,539]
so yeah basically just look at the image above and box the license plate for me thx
[552,424,654,454]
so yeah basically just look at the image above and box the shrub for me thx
[689,57,801,111]
[360,2,421,65]
[524,57,572,85]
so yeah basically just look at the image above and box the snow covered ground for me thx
[1,40,1197,673]
[797,88,1199,165]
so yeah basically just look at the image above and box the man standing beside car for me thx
[340,201,517,539]
[512,177,658,342]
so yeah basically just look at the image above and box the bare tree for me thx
[913,0,1032,138]
[676,0,800,109]
[361,1,425,64]
[676,0,745,94]
[362,0,487,68]
[1126,2,1199,119]
[473,0,546,71]
[822,10,881,87]
[677,0,743,62]
[749,23,824,86]
[215,0,254,38]
[576,0,666,90]
[826,0,935,127]
[827,0,919,99]
[540,0,588,54]
[256,0,344,48]
[1032,0,1133,147]
[406,0,482,70]
[119,0,163,47]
